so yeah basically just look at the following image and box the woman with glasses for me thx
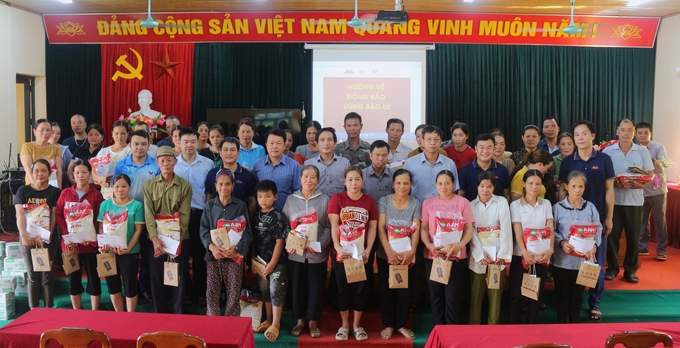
[204,137,258,216]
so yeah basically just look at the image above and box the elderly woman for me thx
[282,164,331,339]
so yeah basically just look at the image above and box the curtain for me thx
[427,44,657,151]
[100,43,194,143]
[45,43,101,140]
[192,43,312,146]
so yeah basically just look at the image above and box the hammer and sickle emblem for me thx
[111,48,143,82]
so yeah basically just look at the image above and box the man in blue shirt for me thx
[362,140,394,202]
[173,127,214,305]
[602,119,654,284]
[558,120,614,322]
[252,128,301,211]
[112,130,160,303]
[305,127,350,197]
[538,117,561,156]
[237,117,266,170]
[404,125,458,202]
[458,133,510,202]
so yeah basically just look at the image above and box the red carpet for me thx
[297,311,413,348]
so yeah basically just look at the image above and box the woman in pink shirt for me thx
[420,170,475,324]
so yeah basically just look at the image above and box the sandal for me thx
[354,327,368,341]
[254,320,271,333]
[381,327,394,340]
[397,328,416,340]
[291,325,304,337]
[264,326,280,342]
[309,326,321,338]
[590,307,602,322]
[335,327,349,341]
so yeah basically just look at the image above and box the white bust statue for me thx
[130,89,161,117]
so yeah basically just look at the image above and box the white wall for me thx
[0,4,46,168]
[653,14,680,183]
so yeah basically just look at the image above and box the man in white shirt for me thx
[385,118,413,166]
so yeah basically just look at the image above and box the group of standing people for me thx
[13,110,668,341]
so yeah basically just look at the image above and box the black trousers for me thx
[553,266,585,323]
[377,257,412,329]
[424,257,467,325]
[188,209,207,300]
[508,255,548,324]
[67,252,101,296]
[607,205,643,276]
[288,260,326,321]
[137,229,152,295]
[331,254,374,312]
[148,240,190,314]
[105,253,140,298]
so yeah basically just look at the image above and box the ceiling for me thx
[5,0,680,17]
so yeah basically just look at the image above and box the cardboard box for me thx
[13,281,27,296]
[0,241,5,258]
[0,295,16,320]
[0,292,15,306]
[0,277,16,293]
[3,258,27,272]
[4,243,21,260]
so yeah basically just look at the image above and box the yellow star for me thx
[150,49,183,81]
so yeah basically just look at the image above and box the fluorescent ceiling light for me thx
[627,0,653,6]
[57,0,73,3]
[464,0,474,2]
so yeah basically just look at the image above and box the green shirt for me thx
[97,198,145,254]
[143,174,192,240]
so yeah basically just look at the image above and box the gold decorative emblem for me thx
[55,21,85,37]
[111,48,144,82]
[611,24,642,40]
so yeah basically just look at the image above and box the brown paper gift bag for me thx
[285,231,307,256]
[521,265,541,300]
[486,264,501,290]
[344,257,367,284]
[251,257,267,279]
[210,228,230,248]
[164,256,180,287]
[31,245,51,272]
[61,247,80,275]
[96,252,117,277]
[576,260,601,288]
[429,257,452,285]
[389,264,409,289]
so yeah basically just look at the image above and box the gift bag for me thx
[567,224,598,258]
[251,257,267,279]
[24,203,51,243]
[155,213,182,256]
[239,289,264,330]
[285,231,307,256]
[96,252,117,277]
[429,257,452,285]
[65,201,97,242]
[486,264,501,290]
[521,265,541,300]
[389,264,409,289]
[434,211,465,258]
[343,257,367,284]
[100,209,129,249]
[289,208,318,242]
[31,245,51,272]
[210,227,230,248]
[61,248,80,275]
[576,260,601,288]
[164,256,179,287]
[217,216,247,263]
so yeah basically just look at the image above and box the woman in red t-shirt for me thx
[328,166,378,342]
[443,123,476,173]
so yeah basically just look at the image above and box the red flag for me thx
[100,43,194,144]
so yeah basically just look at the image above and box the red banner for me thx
[44,12,659,48]
[100,44,194,142]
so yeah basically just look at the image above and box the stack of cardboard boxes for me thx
[0,241,28,320]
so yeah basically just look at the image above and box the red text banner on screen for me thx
[44,12,659,48]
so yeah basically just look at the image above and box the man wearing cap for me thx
[143,145,193,314]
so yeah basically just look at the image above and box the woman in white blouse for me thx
[509,169,554,324]
[92,120,131,186]
[468,171,513,325]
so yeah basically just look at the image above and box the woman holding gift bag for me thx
[282,165,331,338]
[55,159,104,310]
[92,120,131,186]
[200,169,253,317]
[14,159,61,309]
[553,170,602,323]
[97,174,145,312]
[468,171,513,325]
[376,169,421,340]
[420,170,475,325]
[67,123,104,185]
[328,166,378,341]
[509,169,554,324]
